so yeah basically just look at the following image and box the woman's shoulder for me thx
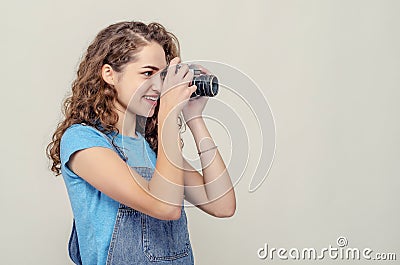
[60,124,114,155]
[62,123,112,140]
[63,123,102,136]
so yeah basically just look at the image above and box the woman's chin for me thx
[139,109,155,118]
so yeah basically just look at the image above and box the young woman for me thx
[47,21,236,265]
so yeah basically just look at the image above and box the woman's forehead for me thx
[134,42,167,68]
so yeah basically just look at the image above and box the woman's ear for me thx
[101,64,116,85]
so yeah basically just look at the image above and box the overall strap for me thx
[81,123,128,162]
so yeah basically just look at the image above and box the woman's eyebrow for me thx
[142,65,160,71]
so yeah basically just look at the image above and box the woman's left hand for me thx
[182,65,211,124]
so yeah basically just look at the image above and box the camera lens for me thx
[210,75,218,96]
[191,75,219,98]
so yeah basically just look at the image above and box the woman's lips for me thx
[143,97,158,106]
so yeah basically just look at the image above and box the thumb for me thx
[188,84,197,97]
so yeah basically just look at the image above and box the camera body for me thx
[160,64,219,98]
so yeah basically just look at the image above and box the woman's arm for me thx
[68,110,186,220]
[68,148,178,221]
[182,117,236,218]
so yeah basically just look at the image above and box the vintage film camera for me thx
[160,64,219,98]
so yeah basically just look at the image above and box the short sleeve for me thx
[60,124,114,177]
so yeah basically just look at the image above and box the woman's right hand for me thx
[158,57,197,119]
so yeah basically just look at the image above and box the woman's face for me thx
[112,41,167,118]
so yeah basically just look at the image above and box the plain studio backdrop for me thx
[1,0,399,264]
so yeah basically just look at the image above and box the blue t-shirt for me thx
[60,124,157,265]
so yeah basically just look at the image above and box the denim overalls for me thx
[67,130,194,264]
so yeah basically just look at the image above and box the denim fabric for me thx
[68,220,82,265]
[68,166,194,265]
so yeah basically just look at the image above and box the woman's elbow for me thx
[158,205,182,220]
[214,206,236,218]
[166,208,182,220]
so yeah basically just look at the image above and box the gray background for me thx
[1,0,399,264]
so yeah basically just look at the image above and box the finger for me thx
[181,85,197,103]
[165,57,181,78]
[176,63,190,78]
[172,65,193,88]
[182,67,194,83]
[190,64,211,75]
[169,66,192,91]
[188,84,197,95]
[169,57,181,66]
[198,65,211,75]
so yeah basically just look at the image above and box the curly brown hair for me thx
[46,21,180,175]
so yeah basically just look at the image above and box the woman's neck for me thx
[114,107,138,138]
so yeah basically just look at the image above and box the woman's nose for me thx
[150,74,163,94]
